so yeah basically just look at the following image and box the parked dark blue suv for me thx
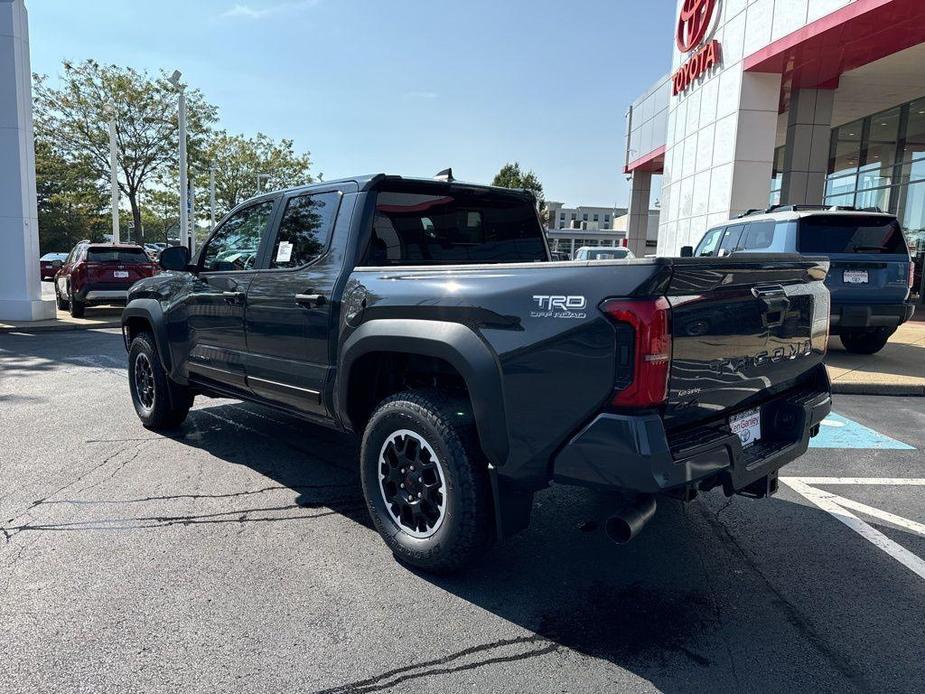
[685,206,915,354]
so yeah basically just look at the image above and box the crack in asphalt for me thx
[37,482,357,506]
[0,496,367,535]
[700,501,873,693]
[2,444,141,544]
[313,635,559,694]
[0,506,344,533]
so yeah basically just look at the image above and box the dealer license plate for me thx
[729,408,761,448]
[113,270,129,278]
[843,269,868,284]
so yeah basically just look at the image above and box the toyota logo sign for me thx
[676,0,717,53]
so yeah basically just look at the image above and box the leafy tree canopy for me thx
[33,60,217,243]
[196,131,313,216]
[491,162,545,211]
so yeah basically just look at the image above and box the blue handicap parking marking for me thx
[809,413,915,450]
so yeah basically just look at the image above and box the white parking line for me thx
[784,477,925,486]
[781,477,925,582]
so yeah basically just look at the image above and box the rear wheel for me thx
[360,390,494,574]
[128,332,193,430]
[840,328,893,354]
[68,287,85,318]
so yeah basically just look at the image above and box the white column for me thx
[109,118,119,243]
[0,0,54,321]
[626,170,652,257]
[178,89,188,250]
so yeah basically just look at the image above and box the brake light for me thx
[601,297,672,408]
[909,259,915,291]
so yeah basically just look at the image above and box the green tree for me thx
[35,136,108,252]
[140,187,180,244]
[196,131,313,216]
[491,162,545,212]
[33,60,218,243]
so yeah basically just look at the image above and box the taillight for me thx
[600,297,672,408]
[909,259,915,291]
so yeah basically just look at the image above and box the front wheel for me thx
[55,286,68,311]
[128,333,193,430]
[840,328,893,355]
[360,390,494,574]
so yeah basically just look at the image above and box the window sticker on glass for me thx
[276,241,294,264]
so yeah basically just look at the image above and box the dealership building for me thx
[623,0,925,264]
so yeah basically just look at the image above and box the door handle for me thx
[221,290,245,304]
[295,293,326,307]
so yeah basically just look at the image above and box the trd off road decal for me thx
[531,295,587,319]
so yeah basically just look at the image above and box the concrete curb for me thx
[831,382,925,396]
[0,320,121,333]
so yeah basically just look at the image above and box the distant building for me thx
[546,210,660,258]
[545,202,626,232]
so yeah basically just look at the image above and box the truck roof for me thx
[261,173,537,201]
[732,206,896,224]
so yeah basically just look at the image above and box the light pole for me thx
[256,173,270,194]
[169,70,188,251]
[209,166,217,231]
[105,104,120,243]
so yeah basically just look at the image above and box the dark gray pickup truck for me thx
[122,173,832,572]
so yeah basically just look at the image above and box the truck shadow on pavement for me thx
[168,401,921,694]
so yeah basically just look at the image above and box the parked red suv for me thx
[54,241,159,318]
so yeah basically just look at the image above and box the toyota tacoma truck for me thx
[122,173,832,573]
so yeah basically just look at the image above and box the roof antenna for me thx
[434,167,454,182]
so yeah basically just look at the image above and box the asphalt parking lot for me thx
[1,328,924,693]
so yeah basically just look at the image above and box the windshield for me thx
[365,189,547,265]
[86,247,150,263]
[798,216,908,255]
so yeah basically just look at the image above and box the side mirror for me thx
[159,245,191,272]
[680,246,694,258]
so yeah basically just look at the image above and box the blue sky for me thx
[28,0,676,208]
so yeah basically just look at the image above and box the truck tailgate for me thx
[664,255,830,430]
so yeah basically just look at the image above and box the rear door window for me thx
[269,192,340,268]
[740,221,776,250]
[798,216,908,254]
[86,247,150,263]
[364,190,546,266]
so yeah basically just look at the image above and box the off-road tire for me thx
[360,390,494,574]
[840,328,893,355]
[128,332,193,430]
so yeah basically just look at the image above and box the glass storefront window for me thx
[825,193,854,207]
[826,174,858,200]
[855,186,891,211]
[829,120,862,178]
[898,181,925,253]
[903,98,925,163]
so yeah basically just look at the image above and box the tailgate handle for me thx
[752,285,790,326]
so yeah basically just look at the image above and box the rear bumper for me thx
[74,285,130,304]
[830,302,915,330]
[552,381,832,496]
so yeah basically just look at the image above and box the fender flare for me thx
[122,299,173,375]
[338,319,510,466]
